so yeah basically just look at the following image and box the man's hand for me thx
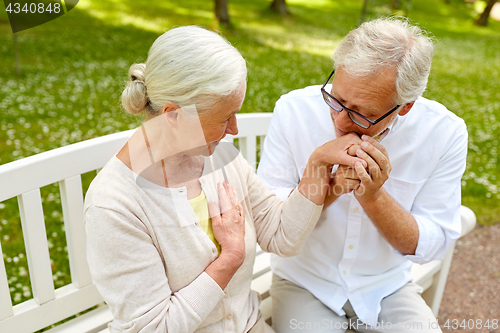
[323,165,360,209]
[298,133,367,205]
[332,165,360,195]
[353,135,392,205]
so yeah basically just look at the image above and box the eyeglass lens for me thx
[322,91,370,128]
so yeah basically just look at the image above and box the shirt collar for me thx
[373,115,399,142]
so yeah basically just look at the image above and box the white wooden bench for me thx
[0,113,476,332]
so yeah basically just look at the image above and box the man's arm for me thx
[352,128,467,259]
[352,136,419,255]
[355,182,419,255]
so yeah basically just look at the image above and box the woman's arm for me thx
[85,206,226,333]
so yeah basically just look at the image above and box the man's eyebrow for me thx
[332,89,380,116]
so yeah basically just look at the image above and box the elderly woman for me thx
[84,26,365,333]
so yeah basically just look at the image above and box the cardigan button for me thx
[226,314,232,320]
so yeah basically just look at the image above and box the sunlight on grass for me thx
[240,22,341,57]
[76,0,169,33]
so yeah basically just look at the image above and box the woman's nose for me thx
[225,116,239,136]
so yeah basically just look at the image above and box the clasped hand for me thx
[331,135,391,204]
[208,182,246,266]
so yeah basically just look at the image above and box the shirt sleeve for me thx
[257,100,301,201]
[85,206,225,333]
[399,122,468,264]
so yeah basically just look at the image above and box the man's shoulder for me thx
[272,85,325,123]
[413,97,466,129]
[276,85,323,107]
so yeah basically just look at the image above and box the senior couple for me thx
[84,17,467,333]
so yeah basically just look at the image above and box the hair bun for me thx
[122,63,148,115]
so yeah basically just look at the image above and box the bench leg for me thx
[421,242,456,317]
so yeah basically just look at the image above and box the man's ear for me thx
[398,101,415,116]
[163,102,180,127]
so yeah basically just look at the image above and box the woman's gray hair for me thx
[332,17,434,105]
[122,26,247,117]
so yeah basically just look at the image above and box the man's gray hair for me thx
[122,26,247,117]
[332,17,434,105]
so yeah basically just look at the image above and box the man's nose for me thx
[332,109,353,128]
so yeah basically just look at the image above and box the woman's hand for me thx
[208,182,246,268]
[298,133,367,205]
[313,133,368,169]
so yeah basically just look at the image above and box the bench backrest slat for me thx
[0,244,14,320]
[60,176,93,288]
[18,189,56,305]
[0,130,135,203]
[239,136,258,171]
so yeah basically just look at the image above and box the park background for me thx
[1,0,499,331]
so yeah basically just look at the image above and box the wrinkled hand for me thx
[329,165,360,197]
[315,133,368,169]
[353,135,392,204]
[208,182,246,266]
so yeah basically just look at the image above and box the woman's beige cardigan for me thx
[84,149,322,333]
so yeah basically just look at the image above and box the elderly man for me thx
[257,18,467,333]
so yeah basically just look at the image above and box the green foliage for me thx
[0,0,499,321]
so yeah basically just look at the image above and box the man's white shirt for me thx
[257,85,468,325]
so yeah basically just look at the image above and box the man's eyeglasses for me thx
[321,69,401,129]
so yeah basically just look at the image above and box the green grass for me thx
[0,0,499,324]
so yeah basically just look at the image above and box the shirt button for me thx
[212,249,216,253]
[195,222,198,226]
[353,207,359,213]
[226,314,232,320]
[349,245,354,250]
[343,270,347,275]
[224,291,228,298]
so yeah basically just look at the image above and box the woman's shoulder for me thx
[84,156,142,212]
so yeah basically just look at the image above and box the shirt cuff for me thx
[394,215,444,264]
[177,271,225,319]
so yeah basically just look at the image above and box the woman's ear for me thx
[398,101,415,116]
[163,102,180,127]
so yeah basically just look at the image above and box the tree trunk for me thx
[270,0,289,16]
[11,13,21,76]
[391,0,402,10]
[13,33,21,76]
[215,0,230,26]
[359,0,370,25]
[475,0,497,26]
